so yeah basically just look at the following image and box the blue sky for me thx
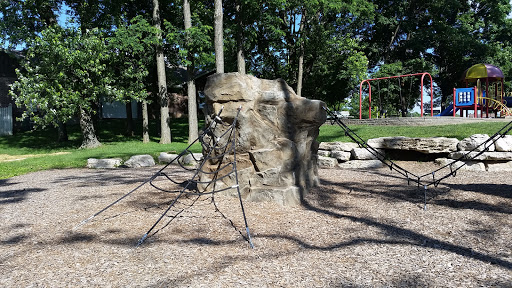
[57,3,74,28]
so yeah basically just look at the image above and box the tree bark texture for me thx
[214,0,224,73]
[153,0,171,144]
[79,107,101,149]
[296,8,306,97]
[236,1,245,74]
[57,121,68,142]
[142,100,150,143]
[125,102,134,137]
[184,0,199,143]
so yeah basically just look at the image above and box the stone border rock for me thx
[124,155,155,168]
[87,158,122,169]
[86,153,203,169]
[318,134,512,171]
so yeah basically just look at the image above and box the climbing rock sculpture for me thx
[199,73,326,206]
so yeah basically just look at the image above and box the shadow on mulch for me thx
[299,189,512,271]
[319,170,512,214]
[0,178,46,205]
[54,170,149,188]
[58,231,150,247]
[446,183,512,199]
[1,234,29,245]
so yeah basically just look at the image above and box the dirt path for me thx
[0,163,511,287]
[0,152,70,163]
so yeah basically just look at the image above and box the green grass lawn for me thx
[1,118,510,179]
[0,118,202,179]
[318,121,511,143]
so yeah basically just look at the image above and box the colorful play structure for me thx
[358,72,434,119]
[449,63,511,118]
[359,64,510,119]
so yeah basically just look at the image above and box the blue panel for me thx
[455,88,487,107]
[455,88,474,106]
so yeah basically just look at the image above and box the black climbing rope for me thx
[76,106,255,249]
[323,106,512,194]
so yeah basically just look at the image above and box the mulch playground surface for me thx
[0,162,511,287]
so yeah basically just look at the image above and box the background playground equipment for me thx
[358,72,434,119]
[452,63,506,118]
[451,86,512,117]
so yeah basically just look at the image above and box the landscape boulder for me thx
[486,161,512,172]
[434,158,486,172]
[199,73,326,205]
[350,148,384,160]
[367,136,458,154]
[495,135,512,152]
[338,160,384,169]
[318,156,338,168]
[179,153,203,166]
[319,142,359,152]
[449,151,512,161]
[330,151,351,162]
[457,134,494,151]
[124,155,155,168]
[158,152,179,163]
[87,158,122,169]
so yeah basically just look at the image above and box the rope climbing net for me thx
[75,106,254,248]
[324,107,512,209]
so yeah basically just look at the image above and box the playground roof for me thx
[463,63,504,82]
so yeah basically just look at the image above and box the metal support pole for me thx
[474,86,477,118]
[368,82,372,119]
[453,88,456,117]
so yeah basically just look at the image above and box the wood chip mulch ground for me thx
[1,162,511,287]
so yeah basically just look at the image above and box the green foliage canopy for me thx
[11,26,112,127]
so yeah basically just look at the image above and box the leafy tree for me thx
[108,15,159,139]
[225,0,372,107]
[67,0,175,144]
[11,26,112,148]
[300,0,373,105]
[485,17,512,93]
[0,0,61,48]
[10,16,159,148]
[364,0,512,110]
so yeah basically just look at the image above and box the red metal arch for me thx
[359,72,434,119]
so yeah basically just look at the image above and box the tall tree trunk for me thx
[142,100,150,143]
[297,53,304,97]
[57,121,68,142]
[296,8,306,97]
[125,102,134,136]
[236,0,245,74]
[153,0,171,144]
[79,106,101,149]
[187,72,198,143]
[214,0,224,73]
[184,0,198,143]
